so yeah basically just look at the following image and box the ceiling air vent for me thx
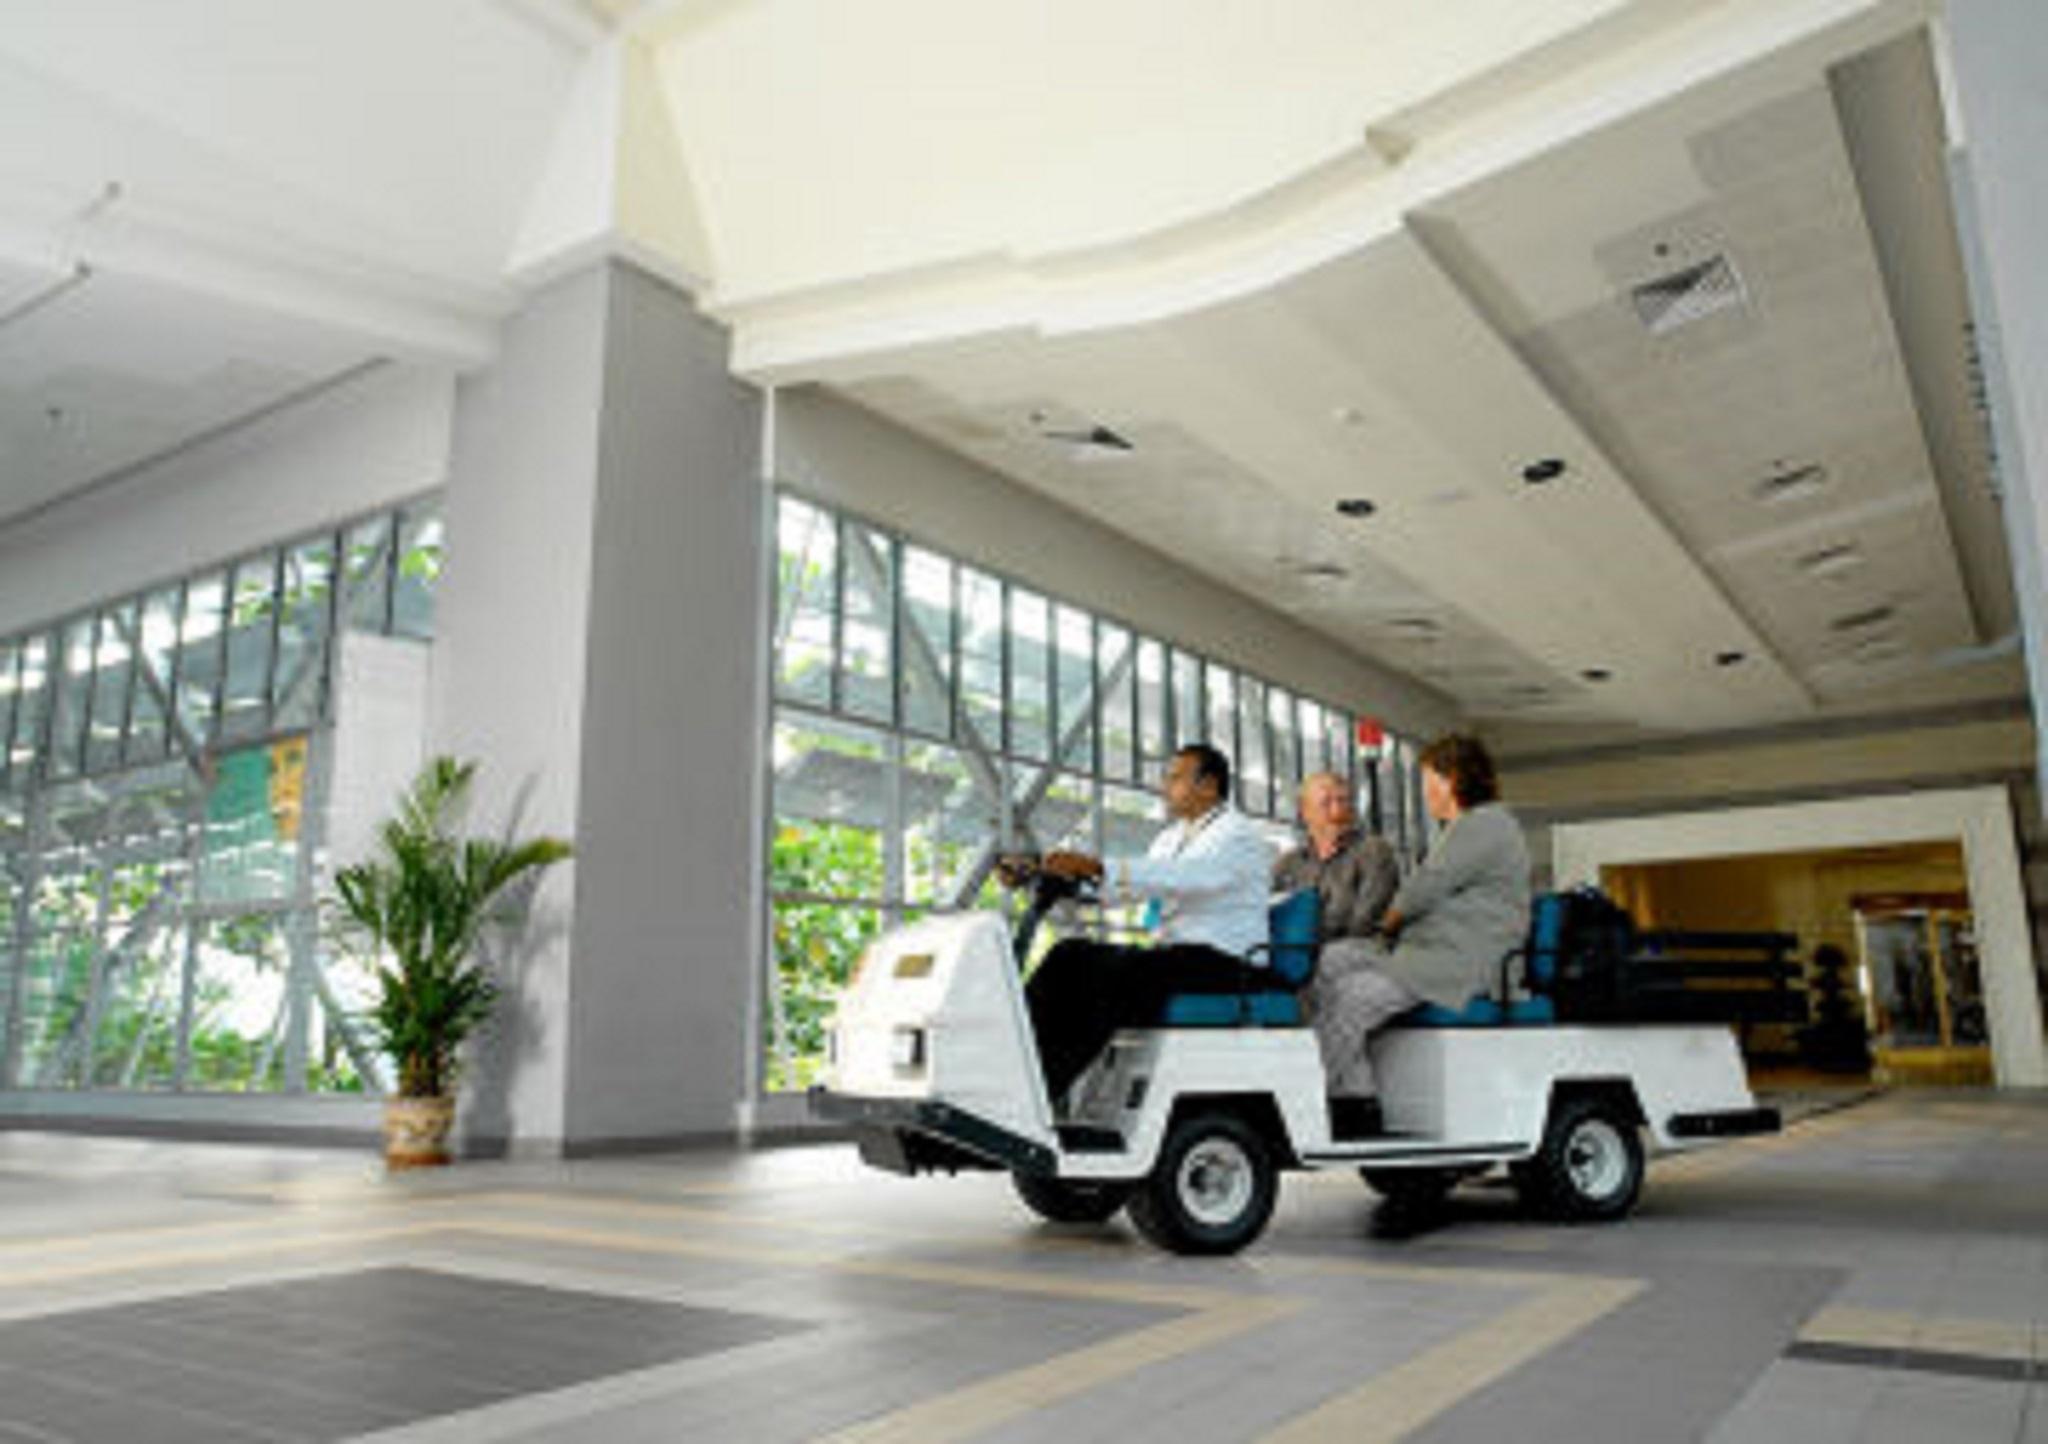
[1035,420,1133,455]
[1830,605,1896,633]
[1752,463,1829,507]
[1630,254,1747,335]
[1798,543,1863,579]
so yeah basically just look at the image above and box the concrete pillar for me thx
[1944,3,2048,817]
[431,260,764,1155]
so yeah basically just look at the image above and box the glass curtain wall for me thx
[0,499,443,1096]
[766,492,1422,1089]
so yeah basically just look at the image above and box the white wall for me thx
[326,633,432,871]
[0,364,455,636]
[774,385,1459,739]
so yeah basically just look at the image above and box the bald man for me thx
[1272,772,1406,1135]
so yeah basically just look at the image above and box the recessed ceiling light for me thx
[1334,498,1377,518]
[1385,616,1440,634]
[1715,650,1746,667]
[1581,667,1612,682]
[1798,543,1864,579]
[1295,561,1349,582]
[1521,458,1567,485]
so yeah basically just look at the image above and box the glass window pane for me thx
[342,514,394,633]
[176,571,225,744]
[1137,639,1169,784]
[770,713,888,903]
[1237,675,1270,816]
[273,535,336,729]
[766,899,882,1093]
[1299,699,1326,778]
[1099,625,1135,783]
[1269,686,1299,804]
[86,604,136,774]
[124,587,181,766]
[9,637,50,780]
[199,743,301,907]
[48,619,93,779]
[899,547,953,738]
[220,555,278,743]
[1008,589,1050,763]
[902,742,986,906]
[1173,649,1205,750]
[392,505,443,641]
[774,498,837,707]
[1054,606,1094,772]
[0,642,17,789]
[1325,710,1353,791]
[838,524,894,723]
[1204,663,1236,768]
[186,912,291,1092]
[958,568,1004,753]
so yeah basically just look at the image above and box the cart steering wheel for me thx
[997,854,1098,968]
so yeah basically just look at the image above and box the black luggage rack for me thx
[1626,929,1808,1024]
[1563,929,1809,1026]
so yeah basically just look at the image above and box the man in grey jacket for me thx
[1315,736,1531,1134]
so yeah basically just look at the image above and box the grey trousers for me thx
[1304,937,1418,1098]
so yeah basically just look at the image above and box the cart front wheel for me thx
[1128,1111,1278,1255]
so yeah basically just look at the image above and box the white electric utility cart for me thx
[811,881,1779,1255]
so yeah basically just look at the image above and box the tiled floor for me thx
[1,1087,2044,1442]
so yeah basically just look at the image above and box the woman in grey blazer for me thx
[1378,736,1532,1011]
[1314,734,1531,1130]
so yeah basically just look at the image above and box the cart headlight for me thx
[890,1026,927,1071]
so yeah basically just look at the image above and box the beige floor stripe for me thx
[0,1223,439,1289]
[820,1297,1304,1444]
[1259,1277,1645,1444]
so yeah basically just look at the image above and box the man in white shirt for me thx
[1025,744,1275,1105]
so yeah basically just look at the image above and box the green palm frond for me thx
[328,756,571,1098]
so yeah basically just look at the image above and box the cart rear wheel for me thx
[1010,1172,1132,1224]
[1127,1111,1278,1255]
[1516,1095,1643,1222]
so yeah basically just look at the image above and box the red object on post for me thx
[1355,717,1386,752]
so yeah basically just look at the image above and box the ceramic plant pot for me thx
[382,1094,457,1171]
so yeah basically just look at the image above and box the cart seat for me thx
[1155,888,1319,1028]
[1403,994,1556,1028]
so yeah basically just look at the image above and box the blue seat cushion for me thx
[1158,991,1303,1026]
[1403,994,1556,1028]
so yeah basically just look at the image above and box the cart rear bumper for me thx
[1668,1106,1782,1139]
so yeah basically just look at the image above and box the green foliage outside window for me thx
[767,819,884,1090]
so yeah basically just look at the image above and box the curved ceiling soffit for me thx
[697,0,1929,381]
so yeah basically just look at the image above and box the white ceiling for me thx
[0,0,2026,745]
[729,13,2023,737]
[0,0,578,526]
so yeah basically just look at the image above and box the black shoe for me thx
[1328,1096,1383,1140]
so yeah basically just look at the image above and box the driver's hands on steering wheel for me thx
[1039,851,1105,883]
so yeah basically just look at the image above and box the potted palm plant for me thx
[331,756,572,1170]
